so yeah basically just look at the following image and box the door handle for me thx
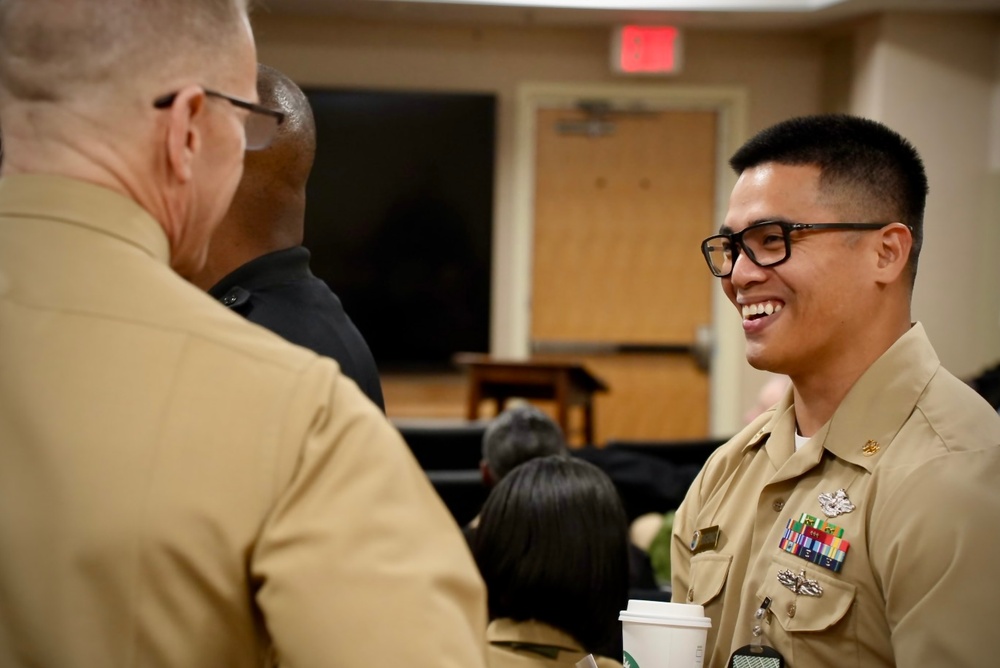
[691,324,714,373]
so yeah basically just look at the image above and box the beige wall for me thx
[252,13,1000,433]
[849,14,1000,380]
[993,33,1000,173]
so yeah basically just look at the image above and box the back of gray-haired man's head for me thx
[481,405,568,483]
[0,0,250,105]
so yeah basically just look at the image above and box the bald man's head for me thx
[242,63,317,202]
[189,64,319,291]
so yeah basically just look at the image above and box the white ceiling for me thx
[260,0,1000,29]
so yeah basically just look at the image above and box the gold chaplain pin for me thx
[862,439,881,456]
[689,525,721,554]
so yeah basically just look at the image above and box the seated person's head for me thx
[480,404,567,487]
[471,456,629,655]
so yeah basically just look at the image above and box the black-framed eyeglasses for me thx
[701,220,896,278]
[153,89,286,151]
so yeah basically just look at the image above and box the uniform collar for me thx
[816,323,938,471]
[741,323,938,473]
[487,618,584,654]
[741,389,799,473]
[208,246,312,299]
[0,174,170,265]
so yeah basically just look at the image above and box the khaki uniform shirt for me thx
[0,175,488,667]
[486,619,623,668]
[672,324,1000,667]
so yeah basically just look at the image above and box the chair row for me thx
[395,419,728,526]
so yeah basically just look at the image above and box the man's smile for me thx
[741,300,784,321]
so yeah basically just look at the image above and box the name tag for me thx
[690,525,721,553]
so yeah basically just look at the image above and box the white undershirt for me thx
[794,432,810,451]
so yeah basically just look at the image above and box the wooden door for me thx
[530,107,717,443]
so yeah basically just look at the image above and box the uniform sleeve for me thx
[870,447,1000,666]
[251,359,488,667]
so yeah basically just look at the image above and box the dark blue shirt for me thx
[209,246,385,411]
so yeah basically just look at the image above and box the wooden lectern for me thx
[454,353,609,445]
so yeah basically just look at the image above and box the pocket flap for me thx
[688,553,733,606]
[756,557,856,632]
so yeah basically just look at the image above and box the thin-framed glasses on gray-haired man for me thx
[153,88,286,151]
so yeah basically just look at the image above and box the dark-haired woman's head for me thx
[471,455,629,653]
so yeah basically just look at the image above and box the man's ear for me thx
[165,86,207,184]
[479,460,494,488]
[874,222,913,284]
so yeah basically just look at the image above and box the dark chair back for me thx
[394,420,490,526]
[394,420,487,470]
[573,438,729,521]
[424,469,489,528]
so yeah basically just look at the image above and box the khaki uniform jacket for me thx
[0,175,488,667]
[671,324,1000,667]
[486,619,623,668]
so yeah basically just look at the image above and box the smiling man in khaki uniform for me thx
[672,115,1000,667]
[0,1,487,666]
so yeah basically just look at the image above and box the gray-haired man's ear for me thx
[479,460,495,489]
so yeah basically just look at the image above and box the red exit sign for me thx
[612,25,683,75]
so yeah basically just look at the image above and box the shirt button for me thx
[772,499,785,512]
[787,603,796,618]
[687,589,694,602]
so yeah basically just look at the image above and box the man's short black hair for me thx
[730,114,928,285]
[471,456,629,653]
[481,404,567,482]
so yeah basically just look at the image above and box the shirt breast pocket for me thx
[688,553,732,606]
[756,557,858,665]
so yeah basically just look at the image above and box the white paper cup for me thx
[619,600,711,668]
